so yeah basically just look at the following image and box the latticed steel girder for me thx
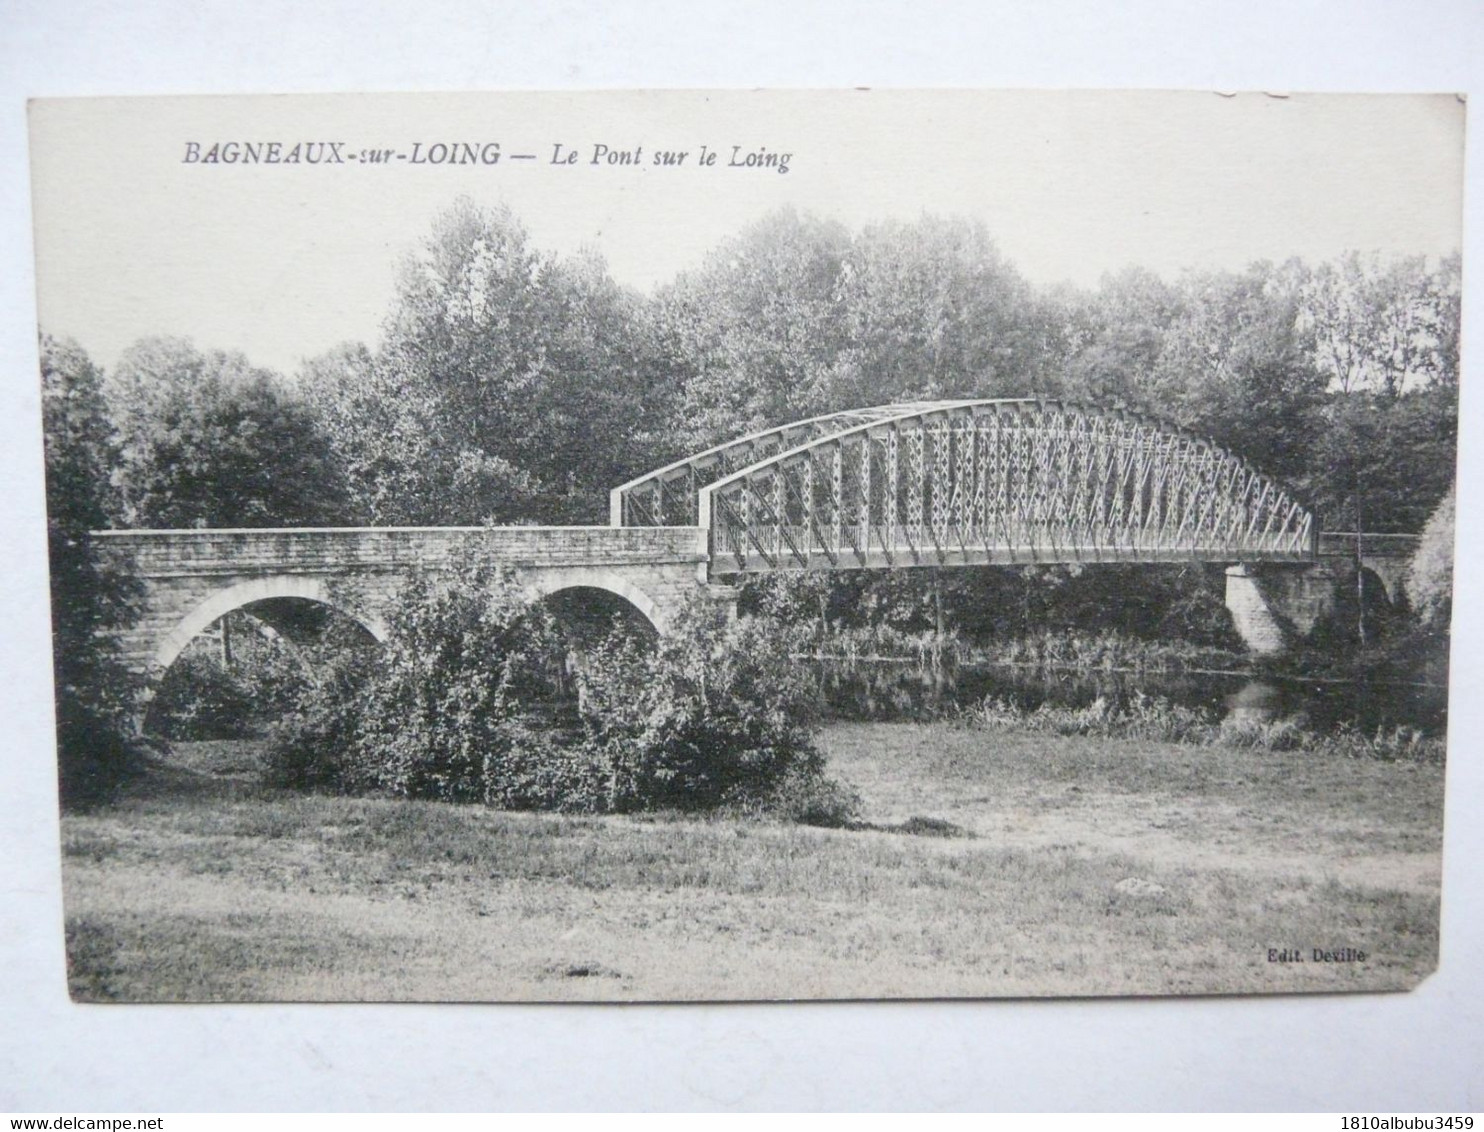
[615,399,1317,575]
[608,402,976,527]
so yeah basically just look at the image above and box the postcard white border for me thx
[2,0,1481,1112]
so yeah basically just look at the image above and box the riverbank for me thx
[61,722,1443,1001]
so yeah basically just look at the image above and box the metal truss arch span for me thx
[637,399,1316,575]
[609,402,984,527]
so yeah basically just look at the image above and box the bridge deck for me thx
[710,526,1318,574]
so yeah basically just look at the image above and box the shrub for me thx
[149,654,258,740]
[1217,715,1310,751]
[758,761,863,828]
[265,650,374,791]
[346,562,579,805]
[961,687,1442,763]
[149,615,320,740]
[576,598,831,813]
[1118,691,1218,744]
[1409,485,1454,628]
[270,564,843,818]
[963,696,1028,731]
[985,691,1219,743]
[1315,722,1444,763]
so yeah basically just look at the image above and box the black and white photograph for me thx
[28,89,1464,1003]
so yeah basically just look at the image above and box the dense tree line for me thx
[61,199,1456,541]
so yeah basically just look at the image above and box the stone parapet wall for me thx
[94,526,708,576]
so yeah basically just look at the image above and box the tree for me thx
[369,198,662,523]
[1145,262,1325,486]
[1303,252,1458,397]
[833,214,1043,404]
[40,335,140,805]
[515,251,673,518]
[1056,268,1184,409]
[298,342,535,527]
[1298,253,1459,537]
[105,337,347,528]
[653,208,852,451]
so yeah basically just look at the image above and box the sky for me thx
[29,89,1466,376]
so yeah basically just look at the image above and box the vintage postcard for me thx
[30,90,1462,1001]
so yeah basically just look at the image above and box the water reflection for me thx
[807,658,1447,737]
[1225,680,1282,725]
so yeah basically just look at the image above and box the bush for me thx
[985,691,1220,743]
[269,564,844,818]
[757,761,863,827]
[149,654,258,740]
[1409,485,1454,628]
[576,598,831,813]
[265,650,374,791]
[1217,715,1310,751]
[341,561,581,805]
[962,688,1443,763]
[148,613,321,740]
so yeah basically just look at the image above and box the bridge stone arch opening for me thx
[141,580,389,734]
[153,575,388,676]
[523,571,667,638]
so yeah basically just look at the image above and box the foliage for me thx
[652,210,1051,455]
[332,197,664,524]
[40,336,141,807]
[1297,254,1458,536]
[149,653,260,741]
[1303,251,1460,396]
[148,637,309,741]
[984,629,1244,673]
[653,208,854,450]
[1408,485,1455,627]
[267,563,844,820]
[575,599,839,814]
[296,342,535,527]
[832,214,1047,402]
[265,649,377,792]
[962,690,1444,763]
[104,337,347,528]
[344,561,587,806]
[760,563,1243,657]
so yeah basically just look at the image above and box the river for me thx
[807,658,1448,736]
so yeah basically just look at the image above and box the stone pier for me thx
[1224,533,1418,654]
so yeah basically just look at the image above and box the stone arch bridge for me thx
[95,398,1418,687]
[96,526,711,679]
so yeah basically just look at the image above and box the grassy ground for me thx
[59,726,1444,1002]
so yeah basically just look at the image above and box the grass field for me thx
[60,723,1444,1001]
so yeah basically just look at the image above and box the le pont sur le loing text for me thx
[181,140,793,174]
